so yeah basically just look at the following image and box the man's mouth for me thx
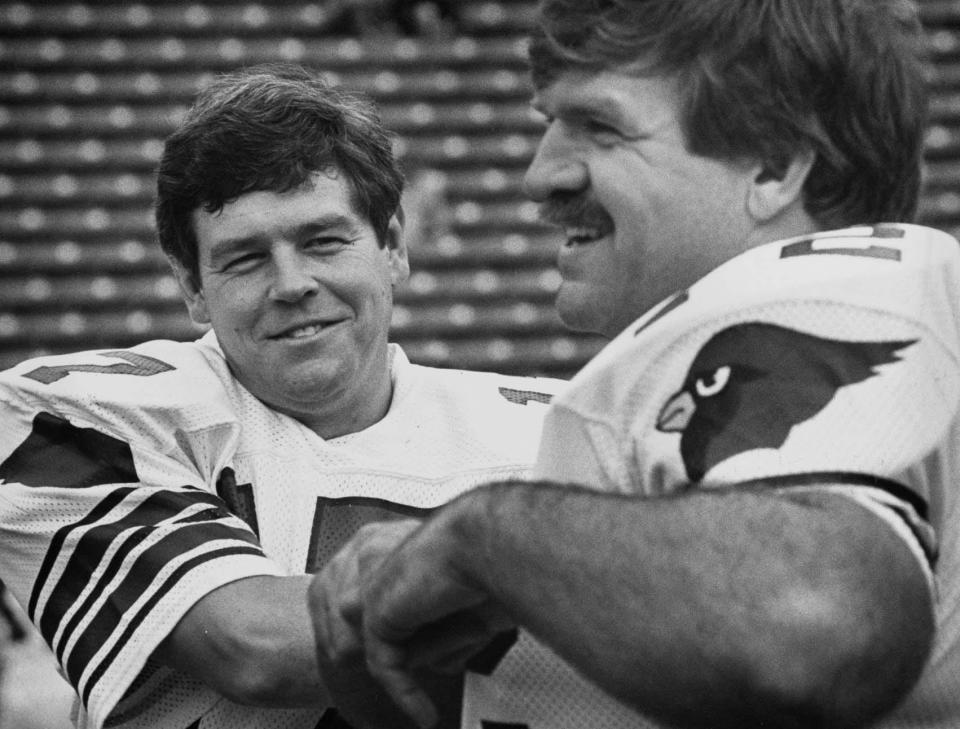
[564,226,609,246]
[271,321,338,340]
[538,194,614,247]
[285,324,325,339]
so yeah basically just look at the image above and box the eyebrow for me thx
[208,212,362,259]
[535,92,626,120]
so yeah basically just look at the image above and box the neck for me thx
[296,373,394,440]
[749,205,821,249]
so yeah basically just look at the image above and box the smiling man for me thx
[182,173,403,437]
[310,2,960,729]
[0,65,563,729]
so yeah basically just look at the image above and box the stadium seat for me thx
[0,0,956,376]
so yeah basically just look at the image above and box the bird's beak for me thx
[656,391,696,432]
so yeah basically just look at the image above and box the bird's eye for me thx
[695,365,731,398]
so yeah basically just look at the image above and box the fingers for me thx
[309,556,360,672]
[324,586,361,661]
[307,518,437,725]
[309,517,423,645]
[311,515,496,729]
[353,518,487,726]
[364,637,439,729]
[310,548,423,728]
[404,606,516,673]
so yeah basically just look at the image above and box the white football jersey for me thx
[0,336,564,729]
[462,224,960,728]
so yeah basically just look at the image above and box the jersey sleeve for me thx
[537,224,960,577]
[0,342,283,729]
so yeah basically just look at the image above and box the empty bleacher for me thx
[1,1,958,377]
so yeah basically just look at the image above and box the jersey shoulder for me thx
[546,224,960,481]
[0,338,238,457]
[382,351,567,466]
[704,223,960,338]
[572,223,960,397]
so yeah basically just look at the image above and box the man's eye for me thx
[223,253,262,270]
[305,237,348,250]
[585,120,621,143]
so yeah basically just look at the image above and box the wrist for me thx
[432,486,495,589]
[436,481,529,603]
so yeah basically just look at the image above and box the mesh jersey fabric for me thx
[461,224,960,729]
[0,338,564,729]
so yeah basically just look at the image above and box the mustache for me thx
[537,192,612,230]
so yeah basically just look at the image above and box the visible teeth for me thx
[566,227,604,244]
[287,324,323,338]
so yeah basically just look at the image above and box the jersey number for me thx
[23,351,174,384]
[780,225,904,261]
[215,469,435,573]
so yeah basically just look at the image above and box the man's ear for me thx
[383,213,410,287]
[168,256,211,325]
[747,148,816,223]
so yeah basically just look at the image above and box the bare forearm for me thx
[158,575,327,707]
[442,481,933,729]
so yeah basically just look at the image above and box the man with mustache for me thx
[311,1,960,728]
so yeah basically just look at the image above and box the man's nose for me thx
[268,250,321,303]
[522,125,588,202]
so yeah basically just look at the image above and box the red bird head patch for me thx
[656,322,917,482]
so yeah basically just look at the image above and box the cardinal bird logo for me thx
[656,323,916,482]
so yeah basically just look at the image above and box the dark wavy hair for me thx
[155,64,404,282]
[528,0,929,228]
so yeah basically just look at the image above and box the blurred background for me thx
[2,0,960,726]
[0,0,611,383]
[2,1,960,380]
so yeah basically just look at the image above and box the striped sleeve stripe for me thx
[78,544,265,706]
[33,488,238,650]
[27,486,137,620]
[54,519,263,690]
[50,503,255,666]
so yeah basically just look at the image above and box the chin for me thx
[555,292,608,337]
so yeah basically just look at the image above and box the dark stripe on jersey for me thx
[0,412,137,488]
[22,351,174,385]
[779,239,901,261]
[64,520,263,690]
[871,224,907,238]
[497,387,553,406]
[739,471,936,566]
[316,708,355,728]
[216,467,259,537]
[465,628,519,675]
[305,496,435,573]
[40,489,231,654]
[738,471,928,519]
[174,506,238,525]
[29,487,137,620]
[633,290,689,338]
[481,722,530,729]
[78,544,264,706]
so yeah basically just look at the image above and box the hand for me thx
[358,506,515,729]
[308,519,426,728]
